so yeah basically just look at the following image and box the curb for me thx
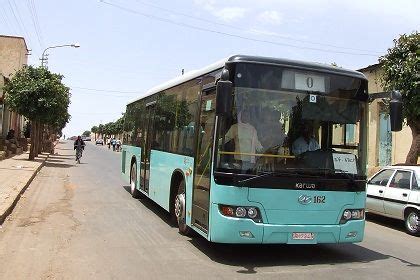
[0,154,50,225]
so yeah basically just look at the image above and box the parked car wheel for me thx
[405,209,420,236]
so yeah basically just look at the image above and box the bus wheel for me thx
[174,179,192,235]
[130,162,141,199]
[405,209,420,236]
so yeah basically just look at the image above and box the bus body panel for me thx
[149,150,194,216]
[121,145,142,187]
[210,200,365,244]
[209,179,366,244]
[248,189,357,225]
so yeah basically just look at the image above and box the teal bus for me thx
[121,55,371,244]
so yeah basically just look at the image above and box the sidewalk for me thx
[0,152,49,224]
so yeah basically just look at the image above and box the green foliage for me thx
[82,130,91,137]
[3,66,71,128]
[379,31,420,123]
[113,115,125,134]
[91,125,98,134]
[98,124,104,135]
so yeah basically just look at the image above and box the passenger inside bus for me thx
[224,109,263,169]
[291,121,320,156]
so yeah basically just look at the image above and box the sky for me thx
[0,0,419,137]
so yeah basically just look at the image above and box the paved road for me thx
[0,141,419,279]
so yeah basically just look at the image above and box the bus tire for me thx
[130,162,141,199]
[174,179,192,236]
[405,209,420,236]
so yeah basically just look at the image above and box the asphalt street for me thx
[0,141,418,279]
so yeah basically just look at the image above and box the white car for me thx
[366,165,420,236]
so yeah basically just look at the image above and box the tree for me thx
[113,115,125,136]
[82,130,91,137]
[91,125,98,140]
[103,122,114,138]
[98,124,104,138]
[379,31,420,164]
[4,66,71,160]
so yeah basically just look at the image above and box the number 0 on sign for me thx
[309,94,317,103]
[295,73,326,92]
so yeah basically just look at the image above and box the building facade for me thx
[359,63,415,175]
[0,35,28,138]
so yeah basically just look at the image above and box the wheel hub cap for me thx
[407,213,419,231]
[175,194,185,219]
[131,168,136,193]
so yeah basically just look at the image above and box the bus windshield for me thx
[215,85,368,179]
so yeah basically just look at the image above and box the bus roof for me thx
[127,55,367,105]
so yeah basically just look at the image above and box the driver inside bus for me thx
[292,121,320,156]
[224,109,263,169]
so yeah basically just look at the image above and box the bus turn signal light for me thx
[220,206,235,217]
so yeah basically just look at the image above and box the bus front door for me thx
[140,101,156,194]
[192,89,216,233]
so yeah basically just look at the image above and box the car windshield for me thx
[215,87,367,177]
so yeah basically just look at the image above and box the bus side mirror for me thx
[390,91,403,132]
[216,80,233,116]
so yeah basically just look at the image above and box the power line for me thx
[0,8,11,30]
[127,0,382,54]
[0,2,19,34]
[9,0,34,48]
[71,91,133,98]
[31,0,44,46]
[26,0,44,49]
[6,0,25,35]
[100,0,378,57]
[69,86,143,98]
[71,86,143,94]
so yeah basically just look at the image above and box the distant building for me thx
[0,35,28,139]
[358,63,415,175]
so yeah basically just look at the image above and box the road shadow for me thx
[122,185,177,228]
[55,147,73,151]
[44,162,74,169]
[189,239,391,273]
[49,155,73,160]
[366,213,406,234]
[45,159,67,164]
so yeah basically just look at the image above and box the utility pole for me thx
[40,53,49,67]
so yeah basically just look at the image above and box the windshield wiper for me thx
[237,170,319,185]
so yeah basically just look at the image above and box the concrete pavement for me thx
[0,151,49,224]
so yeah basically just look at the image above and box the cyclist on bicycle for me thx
[74,136,85,161]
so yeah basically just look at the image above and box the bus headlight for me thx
[235,207,247,217]
[247,207,258,219]
[219,205,262,223]
[343,210,352,220]
[340,209,364,224]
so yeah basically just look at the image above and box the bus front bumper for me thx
[209,205,365,244]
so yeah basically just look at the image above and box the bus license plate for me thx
[292,232,315,240]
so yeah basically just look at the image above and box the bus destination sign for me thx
[295,73,326,93]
